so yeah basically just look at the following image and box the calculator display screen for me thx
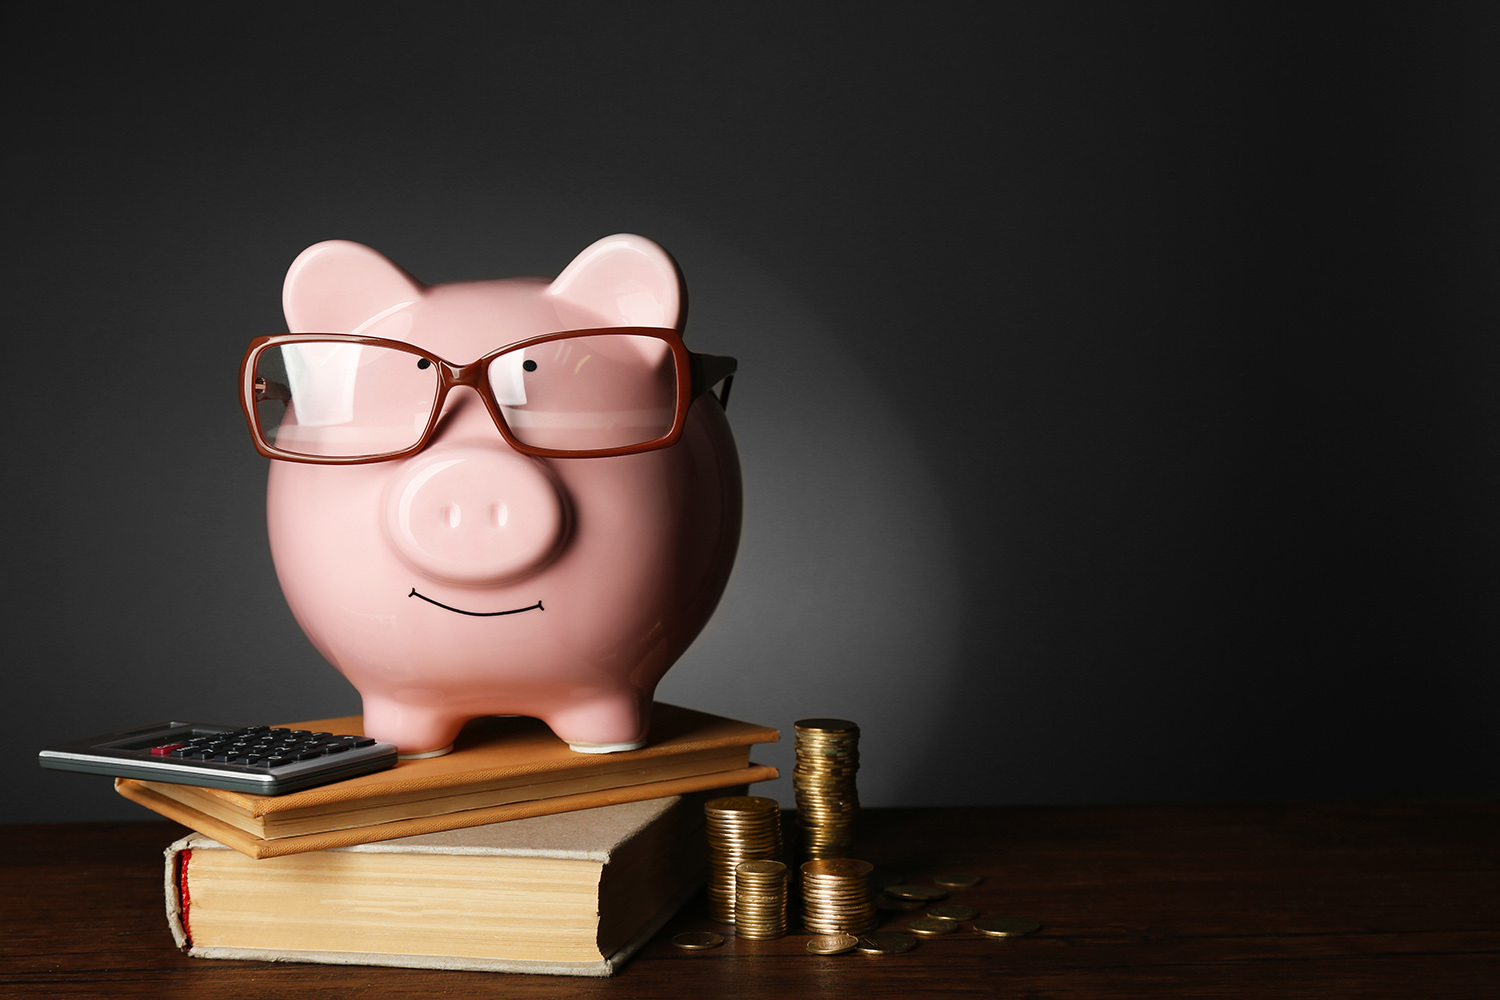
[106,734,181,751]
[97,725,205,751]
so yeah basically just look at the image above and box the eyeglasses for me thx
[239,328,736,464]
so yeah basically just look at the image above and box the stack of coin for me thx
[733,859,788,939]
[792,718,860,859]
[800,857,876,934]
[705,796,783,923]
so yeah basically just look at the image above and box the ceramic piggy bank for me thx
[239,235,741,756]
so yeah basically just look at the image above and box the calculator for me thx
[37,721,398,795]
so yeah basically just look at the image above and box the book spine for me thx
[178,849,193,949]
[164,840,195,953]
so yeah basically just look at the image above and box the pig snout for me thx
[382,446,566,584]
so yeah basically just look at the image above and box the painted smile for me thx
[408,589,545,617]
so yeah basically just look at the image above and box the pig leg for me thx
[360,695,466,758]
[546,693,652,754]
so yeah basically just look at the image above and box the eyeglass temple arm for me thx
[253,376,292,404]
[690,353,738,411]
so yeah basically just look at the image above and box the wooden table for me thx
[3,801,1496,998]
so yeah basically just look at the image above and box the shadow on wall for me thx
[648,233,965,809]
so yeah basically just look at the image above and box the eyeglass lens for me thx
[251,333,680,459]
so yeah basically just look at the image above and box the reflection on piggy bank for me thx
[239,235,741,756]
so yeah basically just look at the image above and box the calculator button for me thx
[321,742,352,754]
[150,743,187,757]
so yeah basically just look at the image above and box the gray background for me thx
[8,4,1497,823]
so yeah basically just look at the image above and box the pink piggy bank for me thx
[238,235,741,756]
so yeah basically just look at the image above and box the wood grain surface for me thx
[3,801,1495,998]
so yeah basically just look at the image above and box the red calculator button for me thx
[150,743,188,757]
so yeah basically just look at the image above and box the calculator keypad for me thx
[152,726,377,769]
[40,720,398,795]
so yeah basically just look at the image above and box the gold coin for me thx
[855,931,918,955]
[906,916,959,937]
[876,894,925,912]
[793,717,861,896]
[928,903,978,921]
[706,796,779,814]
[883,884,948,901]
[736,859,788,876]
[795,718,860,733]
[974,916,1041,938]
[671,931,725,950]
[805,932,859,955]
[802,858,874,879]
[933,872,983,888]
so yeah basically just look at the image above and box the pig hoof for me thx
[567,739,647,754]
[397,743,455,760]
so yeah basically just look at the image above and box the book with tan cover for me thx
[118,702,778,858]
[165,793,709,976]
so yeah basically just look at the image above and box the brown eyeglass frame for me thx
[239,327,737,464]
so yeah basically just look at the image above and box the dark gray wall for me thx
[8,5,1497,822]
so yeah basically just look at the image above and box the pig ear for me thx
[283,241,425,333]
[547,235,684,331]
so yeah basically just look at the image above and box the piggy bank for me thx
[239,235,741,756]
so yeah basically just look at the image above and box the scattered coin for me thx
[906,916,959,937]
[876,894,925,912]
[806,932,860,955]
[928,903,979,921]
[883,884,949,902]
[856,931,918,955]
[933,872,983,889]
[974,916,1041,938]
[671,931,725,950]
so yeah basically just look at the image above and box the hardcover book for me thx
[166,793,709,976]
[119,703,778,858]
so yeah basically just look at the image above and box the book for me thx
[118,702,778,858]
[165,792,711,976]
